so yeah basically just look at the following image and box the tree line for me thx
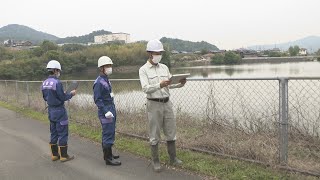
[0,41,150,80]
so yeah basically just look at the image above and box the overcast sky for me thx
[1,0,320,49]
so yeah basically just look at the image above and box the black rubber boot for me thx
[112,149,120,159]
[49,144,59,161]
[103,147,121,166]
[59,145,74,162]
[167,141,182,165]
[102,145,119,159]
[151,144,161,172]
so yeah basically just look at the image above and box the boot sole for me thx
[105,155,120,160]
[60,156,75,162]
[152,162,161,172]
[51,155,60,161]
[105,162,122,166]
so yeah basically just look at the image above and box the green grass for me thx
[0,100,317,180]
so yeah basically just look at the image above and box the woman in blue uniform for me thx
[93,56,121,166]
[42,60,76,162]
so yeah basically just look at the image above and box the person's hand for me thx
[160,80,171,88]
[179,78,187,85]
[70,90,76,96]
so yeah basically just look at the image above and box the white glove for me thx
[105,111,114,118]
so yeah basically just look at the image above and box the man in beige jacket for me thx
[139,39,186,172]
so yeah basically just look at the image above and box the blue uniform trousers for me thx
[98,105,116,149]
[48,106,69,146]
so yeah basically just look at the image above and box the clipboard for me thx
[170,73,190,84]
[66,81,79,93]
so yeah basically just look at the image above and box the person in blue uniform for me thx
[42,60,76,162]
[93,56,121,166]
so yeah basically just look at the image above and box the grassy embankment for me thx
[0,101,317,180]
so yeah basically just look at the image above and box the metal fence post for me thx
[279,78,289,165]
[5,80,8,102]
[26,82,30,107]
[15,81,18,103]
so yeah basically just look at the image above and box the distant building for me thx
[4,39,14,47]
[15,41,32,46]
[94,33,130,44]
[233,49,258,58]
[299,48,307,56]
[3,39,32,47]
[210,50,226,54]
[57,43,87,47]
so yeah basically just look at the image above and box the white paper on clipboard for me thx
[169,73,190,84]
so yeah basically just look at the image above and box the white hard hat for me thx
[98,56,113,67]
[146,39,165,52]
[46,60,61,71]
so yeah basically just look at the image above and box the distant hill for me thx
[0,24,112,45]
[56,30,112,44]
[248,36,320,53]
[0,24,220,51]
[160,37,219,52]
[0,24,59,44]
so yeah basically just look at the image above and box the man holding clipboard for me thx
[139,39,187,172]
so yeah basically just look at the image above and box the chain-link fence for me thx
[0,78,319,174]
[287,78,320,173]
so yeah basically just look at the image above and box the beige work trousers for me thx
[146,99,176,145]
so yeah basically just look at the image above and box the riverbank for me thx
[172,56,316,67]
[241,56,314,64]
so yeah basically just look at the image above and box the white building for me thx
[94,33,130,44]
[3,39,13,47]
[299,48,307,56]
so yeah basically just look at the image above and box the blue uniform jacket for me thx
[93,75,116,124]
[42,76,73,123]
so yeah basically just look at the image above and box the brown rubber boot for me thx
[49,144,59,161]
[59,145,74,162]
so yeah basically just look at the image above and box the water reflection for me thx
[173,61,320,78]
[66,61,320,80]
